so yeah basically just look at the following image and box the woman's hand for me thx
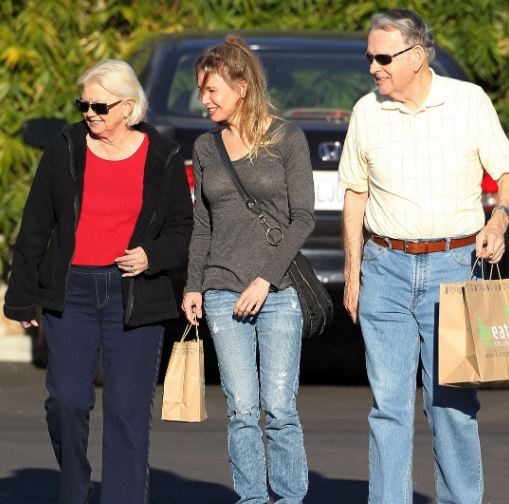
[115,247,149,277]
[234,277,270,317]
[20,320,38,329]
[182,292,203,325]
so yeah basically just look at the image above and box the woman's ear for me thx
[123,99,134,119]
[238,80,248,99]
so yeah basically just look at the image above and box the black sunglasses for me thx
[365,46,415,66]
[75,98,122,115]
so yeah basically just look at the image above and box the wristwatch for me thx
[491,205,509,220]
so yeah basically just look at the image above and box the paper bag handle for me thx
[471,257,502,280]
[180,316,200,343]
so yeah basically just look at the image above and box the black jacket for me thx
[4,121,193,327]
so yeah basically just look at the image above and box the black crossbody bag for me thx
[213,131,333,339]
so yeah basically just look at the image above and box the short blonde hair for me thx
[78,60,148,126]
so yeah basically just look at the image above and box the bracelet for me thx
[491,205,509,220]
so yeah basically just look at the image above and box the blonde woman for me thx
[182,36,315,504]
[4,60,193,503]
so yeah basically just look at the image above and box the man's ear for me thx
[413,46,426,72]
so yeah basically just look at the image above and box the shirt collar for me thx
[378,69,446,113]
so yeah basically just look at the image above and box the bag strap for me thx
[471,257,501,280]
[213,130,284,246]
[180,317,200,342]
[213,131,262,213]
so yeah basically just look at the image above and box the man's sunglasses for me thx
[365,46,415,66]
[75,98,122,115]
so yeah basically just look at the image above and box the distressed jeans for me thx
[359,240,483,504]
[204,287,308,504]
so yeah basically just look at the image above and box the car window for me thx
[167,53,200,116]
[263,53,373,122]
[165,48,453,120]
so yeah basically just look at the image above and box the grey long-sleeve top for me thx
[184,119,315,294]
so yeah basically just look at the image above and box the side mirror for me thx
[23,118,68,149]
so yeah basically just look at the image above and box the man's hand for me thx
[234,277,270,317]
[476,212,508,264]
[478,174,509,264]
[343,277,360,324]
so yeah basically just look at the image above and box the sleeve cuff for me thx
[183,284,202,294]
[339,181,369,193]
[139,239,157,275]
[258,263,285,289]
[3,303,37,323]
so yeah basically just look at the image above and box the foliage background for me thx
[1,0,508,278]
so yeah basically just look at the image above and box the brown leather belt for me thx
[371,234,477,254]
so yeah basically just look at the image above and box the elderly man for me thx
[339,8,509,504]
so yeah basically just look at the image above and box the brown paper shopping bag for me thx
[438,282,480,387]
[462,279,509,386]
[161,323,207,422]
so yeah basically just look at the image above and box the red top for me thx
[72,135,148,265]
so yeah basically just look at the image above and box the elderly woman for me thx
[3,60,193,504]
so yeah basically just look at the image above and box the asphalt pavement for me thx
[0,362,508,504]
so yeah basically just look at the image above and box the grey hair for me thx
[77,60,148,126]
[371,9,435,62]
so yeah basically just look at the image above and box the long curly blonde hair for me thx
[194,35,279,159]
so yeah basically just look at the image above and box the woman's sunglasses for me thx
[75,98,122,115]
[365,46,415,66]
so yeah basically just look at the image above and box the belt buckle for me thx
[403,239,418,254]
[404,238,447,254]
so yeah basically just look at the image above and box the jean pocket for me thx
[363,239,388,261]
[448,245,475,267]
[204,289,221,296]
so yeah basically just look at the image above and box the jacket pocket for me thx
[38,239,61,289]
[135,273,176,306]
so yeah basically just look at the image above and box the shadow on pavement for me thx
[0,468,431,503]
[306,471,430,503]
[150,468,236,503]
[0,468,233,504]
[0,468,59,504]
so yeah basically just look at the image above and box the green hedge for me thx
[1,0,508,278]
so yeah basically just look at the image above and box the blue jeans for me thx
[359,240,483,504]
[44,265,163,504]
[204,287,308,504]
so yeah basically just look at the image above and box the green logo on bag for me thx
[477,318,495,347]
[477,307,509,348]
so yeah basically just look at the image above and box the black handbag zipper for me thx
[62,130,80,308]
[289,258,327,332]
